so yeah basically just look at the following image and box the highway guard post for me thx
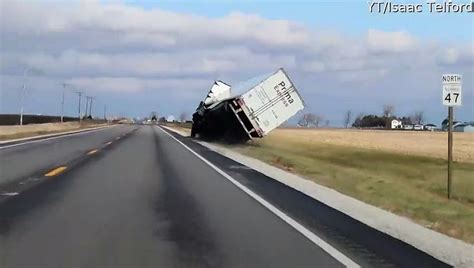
[442,74,462,199]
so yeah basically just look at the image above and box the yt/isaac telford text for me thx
[369,1,473,14]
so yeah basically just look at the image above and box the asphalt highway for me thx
[0,125,450,267]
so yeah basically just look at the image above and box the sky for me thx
[0,0,473,125]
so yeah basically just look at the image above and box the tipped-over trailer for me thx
[191,68,305,142]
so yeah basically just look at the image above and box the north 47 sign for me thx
[442,74,462,106]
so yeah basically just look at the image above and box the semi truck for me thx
[191,68,305,142]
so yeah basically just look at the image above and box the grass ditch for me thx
[231,132,474,243]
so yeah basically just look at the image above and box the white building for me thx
[454,124,474,133]
[414,124,424,131]
[424,124,437,131]
[391,119,402,129]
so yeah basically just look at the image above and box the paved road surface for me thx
[0,125,450,267]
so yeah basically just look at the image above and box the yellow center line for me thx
[87,149,99,155]
[44,166,67,177]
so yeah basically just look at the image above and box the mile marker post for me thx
[442,74,462,199]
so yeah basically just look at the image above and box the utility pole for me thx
[103,105,107,120]
[61,83,66,123]
[19,68,29,126]
[89,97,94,118]
[75,91,83,121]
[85,96,90,118]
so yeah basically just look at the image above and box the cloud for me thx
[0,1,472,123]
[65,76,209,94]
[367,29,418,53]
[437,44,474,66]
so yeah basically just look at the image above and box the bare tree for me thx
[150,112,157,121]
[383,105,395,118]
[179,112,187,122]
[297,114,308,127]
[314,115,323,127]
[383,105,395,129]
[412,111,424,125]
[344,110,352,128]
[298,113,322,127]
[298,113,314,127]
[325,120,330,127]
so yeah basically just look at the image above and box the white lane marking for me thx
[158,126,360,268]
[0,126,114,150]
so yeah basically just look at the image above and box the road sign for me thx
[442,74,462,106]
[442,74,462,199]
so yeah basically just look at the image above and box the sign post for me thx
[447,106,453,199]
[442,74,462,199]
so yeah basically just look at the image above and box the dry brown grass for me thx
[230,128,474,243]
[274,128,474,163]
[0,122,107,141]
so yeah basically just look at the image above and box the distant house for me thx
[441,119,461,131]
[454,123,474,133]
[403,124,414,130]
[391,119,402,129]
[414,124,423,131]
[424,124,437,131]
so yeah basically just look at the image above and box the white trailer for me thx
[228,68,305,138]
[192,68,305,141]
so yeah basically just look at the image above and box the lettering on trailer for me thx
[250,84,296,118]
[248,82,296,118]
[274,81,295,107]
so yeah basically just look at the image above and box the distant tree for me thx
[383,105,395,129]
[298,113,322,127]
[344,110,352,128]
[158,116,166,123]
[398,116,412,125]
[352,114,385,128]
[314,115,323,127]
[325,120,330,127]
[352,113,364,128]
[298,113,314,127]
[382,105,395,118]
[297,114,309,127]
[150,112,157,121]
[411,111,424,125]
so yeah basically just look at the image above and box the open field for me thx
[0,121,108,141]
[222,128,474,243]
[273,128,474,163]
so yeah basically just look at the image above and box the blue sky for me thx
[1,1,473,125]
[124,0,473,41]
